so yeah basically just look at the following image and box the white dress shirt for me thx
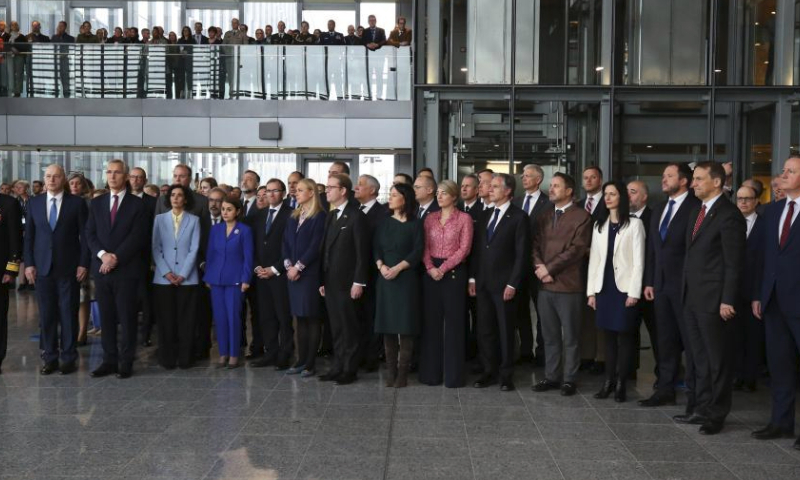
[745,212,757,239]
[584,191,602,214]
[463,199,479,212]
[659,190,689,227]
[522,190,542,215]
[46,191,64,223]
[418,200,434,217]
[702,192,724,213]
[360,198,378,214]
[631,207,646,219]
[97,189,126,259]
[779,194,800,237]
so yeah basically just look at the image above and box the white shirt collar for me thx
[133,191,144,198]
[631,207,646,218]
[268,202,282,214]
[670,190,690,203]
[555,202,573,213]
[586,191,602,212]
[47,190,64,203]
[109,189,126,205]
[702,192,724,212]
[420,200,434,211]
[464,199,478,210]
[360,198,378,213]
[491,201,512,216]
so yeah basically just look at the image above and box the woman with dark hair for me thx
[204,197,253,368]
[152,185,200,369]
[419,179,473,388]
[587,181,645,402]
[177,26,194,98]
[199,177,218,196]
[373,183,423,387]
[282,178,327,376]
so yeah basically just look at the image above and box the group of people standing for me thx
[1,156,799,448]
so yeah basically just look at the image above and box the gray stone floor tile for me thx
[472,457,562,480]
[253,401,329,420]
[458,391,527,407]
[547,439,636,461]
[386,456,473,480]
[726,464,800,480]
[461,405,531,422]
[145,432,237,455]
[317,416,391,436]
[609,423,693,442]
[390,436,470,458]
[297,454,385,480]
[266,387,333,405]
[529,406,604,423]
[392,404,463,420]
[465,420,542,440]
[391,419,467,438]
[395,388,460,406]
[322,403,393,419]
[556,460,650,480]
[242,417,322,436]
[703,442,800,465]
[120,452,219,479]
[226,434,313,456]
[595,408,674,424]
[521,391,592,409]
[206,452,301,480]
[537,421,617,441]
[642,462,740,480]
[624,440,716,462]
[307,432,389,457]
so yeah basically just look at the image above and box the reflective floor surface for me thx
[1,291,799,479]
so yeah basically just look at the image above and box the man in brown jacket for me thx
[387,17,412,47]
[531,172,593,396]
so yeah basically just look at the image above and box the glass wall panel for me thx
[744,0,777,85]
[16,0,65,35]
[128,1,182,35]
[302,10,356,34]
[70,7,123,36]
[243,1,298,30]
[244,153,298,185]
[360,2,397,30]
[70,151,126,187]
[186,152,240,186]
[358,154,395,202]
[185,8,239,33]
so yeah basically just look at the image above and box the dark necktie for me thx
[290,197,297,209]
[585,196,593,214]
[359,205,366,212]
[553,209,564,228]
[244,199,250,214]
[212,216,220,225]
[780,201,796,249]
[691,204,707,240]
[265,208,276,234]
[418,206,424,219]
[464,204,471,214]
[110,194,119,226]
[49,198,57,231]
[487,208,500,242]
[659,199,675,242]
[523,194,532,215]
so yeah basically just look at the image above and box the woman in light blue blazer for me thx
[204,197,254,369]
[152,185,201,370]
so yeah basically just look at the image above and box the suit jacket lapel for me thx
[691,201,720,244]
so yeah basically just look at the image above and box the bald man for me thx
[24,164,89,375]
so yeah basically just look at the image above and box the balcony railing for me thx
[2,44,412,101]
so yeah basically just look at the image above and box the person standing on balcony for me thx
[271,21,293,45]
[387,17,412,47]
[320,20,345,46]
[50,21,73,98]
[222,18,246,99]
[7,22,28,98]
[293,21,314,45]
[345,25,362,46]
[363,15,386,51]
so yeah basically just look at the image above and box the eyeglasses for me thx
[325,185,344,191]
[265,189,284,194]
[736,197,756,202]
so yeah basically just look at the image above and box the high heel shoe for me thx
[615,381,627,403]
[593,380,615,399]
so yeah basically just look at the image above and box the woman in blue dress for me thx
[282,178,326,377]
[587,181,645,402]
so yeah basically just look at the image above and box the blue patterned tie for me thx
[522,194,532,215]
[486,208,500,242]
[49,198,58,231]
[265,208,276,234]
[659,199,675,242]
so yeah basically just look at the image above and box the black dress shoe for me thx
[473,375,497,389]
[318,371,342,382]
[249,358,275,368]
[516,354,534,365]
[334,372,357,385]
[594,380,615,399]
[59,362,77,375]
[532,379,560,392]
[245,350,264,360]
[470,363,485,375]
[116,364,133,379]
[589,361,606,375]
[274,360,292,371]
[743,381,757,392]
[40,362,59,375]
[561,382,577,396]
[732,378,744,391]
[500,378,515,392]
[751,424,795,440]
[578,359,595,371]
[90,364,117,378]
[614,382,627,403]
[699,422,723,435]
[674,413,708,425]
[638,393,676,407]
[140,339,152,348]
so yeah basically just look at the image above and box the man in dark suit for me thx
[85,159,148,379]
[193,22,209,45]
[154,164,209,220]
[751,156,800,448]
[239,169,263,358]
[677,161,745,435]
[319,174,370,385]
[271,21,294,45]
[512,164,552,366]
[250,179,294,370]
[640,163,701,409]
[627,180,657,381]
[24,164,88,375]
[129,167,158,347]
[362,15,387,50]
[469,173,530,391]
[0,190,22,374]
[354,174,389,371]
[414,175,440,221]
[241,170,260,219]
[531,173,593,396]
[459,173,482,367]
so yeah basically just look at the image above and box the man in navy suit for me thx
[130,167,157,347]
[24,164,89,375]
[362,15,387,50]
[752,156,800,449]
[85,160,147,379]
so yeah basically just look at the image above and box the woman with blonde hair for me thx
[282,179,326,376]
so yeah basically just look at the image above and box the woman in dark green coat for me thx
[374,182,423,388]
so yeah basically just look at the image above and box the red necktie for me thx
[691,204,706,239]
[110,194,119,226]
[780,201,795,249]
[585,196,593,214]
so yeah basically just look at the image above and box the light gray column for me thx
[425,0,441,84]
[598,94,612,177]
[773,0,794,85]
[772,95,791,177]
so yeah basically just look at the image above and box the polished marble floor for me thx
[1,291,799,480]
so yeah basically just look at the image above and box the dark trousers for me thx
[324,285,361,375]
[154,285,197,368]
[36,276,80,364]
[296,316,321,370]
[95,277,139,367]
[57,58,70,98]
[419,263,467,388]
[683,307,735,423]
[357,284,382,369]
[733,299,765,383]
[476,286,518,379]
[256,276,293,364]
[764,299,800,431]
[604,328,634,383]
[243,283,263,352]
[194,286,212,356]
[516,278,535,358]
[466,296,478,360]
[633,299,658,377]
[653,290,688,397]
[0,286,9,365]
[138,277,154,343]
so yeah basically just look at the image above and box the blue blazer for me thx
[24,193,89,277]
[282,211,326,275]
[203,221,254,286]
[85,192,147,279]
[152,211,201,285]
[755,199,800,317]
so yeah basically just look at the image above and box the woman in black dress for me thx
[586,181,646,402]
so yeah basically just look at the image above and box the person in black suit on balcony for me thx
[362,15,387,50]
[271,21,294,45]
[318,174,370,385]
[0,190,22,374]
[250,179,294,370]
[193,22,209,45]
[469,173,530,392]
[640,163,701,409]
[85,160,147,379]
[512,164,552,366]
[24,164,89,375]
[675,161,745,435]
